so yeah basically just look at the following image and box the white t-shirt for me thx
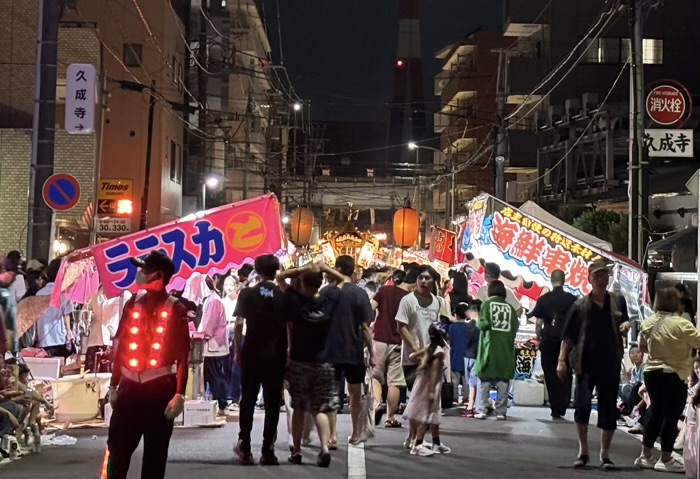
[477,284,521,312]
[395,293,441,366]
[10,274,26,302]
[86,291,131,347]
[199,294,229,357]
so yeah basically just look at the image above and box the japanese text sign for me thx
[646,85,686,126]
[644,129,693,158]
[428,226,456,265]
[91,195,284,298]
[490,206,595,295]
[65,64,96,134]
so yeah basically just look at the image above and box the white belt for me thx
[121,365,176,384]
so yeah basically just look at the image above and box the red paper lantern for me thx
[393,208,419,248]
[289,207,314,246]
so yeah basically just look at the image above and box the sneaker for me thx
[288,452,302,465]
[474,413,487,420]
[317,451,331,468]
[628,424,644,435]
[431,443,451,454]
[234,441,255,465]
[260,451,279,466]
[622,415,637,428]
[654,458,685,473]
[409,444,435,457]
[496,415,507,421]
[635,455,657,469]
[403,436,413,450]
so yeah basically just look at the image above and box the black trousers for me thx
[642,370,687,453]
[204,355,230,410]
[238,357,285,453]
[107,375,176,479]
[540,339,570,417]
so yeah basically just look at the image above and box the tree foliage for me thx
[572,210,629,255]
[556,202,589,225]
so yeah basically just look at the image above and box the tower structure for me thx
[388,0,426,171]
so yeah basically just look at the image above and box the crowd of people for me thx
[3,245,700,475]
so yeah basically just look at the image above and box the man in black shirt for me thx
[559,260,630,470]
[529,270,577,419]
[233,255,287,465]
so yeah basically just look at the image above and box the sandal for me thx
[600,458,616,470]
[574,454,590,469]
[385,418,402,428]
[328,440,338,451]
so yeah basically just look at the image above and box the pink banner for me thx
[92,195,284,298]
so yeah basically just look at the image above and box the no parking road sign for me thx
[42,174,81,211]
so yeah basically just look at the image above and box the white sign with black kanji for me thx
[65,64,96,135]
[644,129,694,158]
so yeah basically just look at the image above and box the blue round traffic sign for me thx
[42,173,81,211]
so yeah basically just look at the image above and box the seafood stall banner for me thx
[92,195,284,298]
[428,226,456,265]
[459,194,646,319]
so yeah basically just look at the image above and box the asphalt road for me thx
[2,407,674,479]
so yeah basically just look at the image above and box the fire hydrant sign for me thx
[65,64,96,134]
[646,85,686,126]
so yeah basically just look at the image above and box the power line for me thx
[514,56,630,187]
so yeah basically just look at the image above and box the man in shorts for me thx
[277,264,345,467]
[371,267,417,427]
[321,256,374,446]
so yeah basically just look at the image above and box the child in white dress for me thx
[403,324,451,457]
[684,357,700,478]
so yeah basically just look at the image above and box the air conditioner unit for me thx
[564,98,581,121]
[547,105,563,127]
[582,93,599,115]
[534,110,547,130]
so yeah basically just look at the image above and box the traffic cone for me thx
[99,447,110,479]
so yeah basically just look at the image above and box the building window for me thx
[581,38,620,64]
[123,43,143,67]
[170,139,182,183]
[642,39,663,64]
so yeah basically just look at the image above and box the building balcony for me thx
[442,73,479,107]
[504,0,549,37]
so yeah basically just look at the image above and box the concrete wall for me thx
[0,130,95,254]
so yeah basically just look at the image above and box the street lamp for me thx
[293,102,302,112]
[407,142,455,227]
[202,177,219,210]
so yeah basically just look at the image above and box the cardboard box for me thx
[183,400,217,426]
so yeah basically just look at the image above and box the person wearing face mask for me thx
[106,251,190,479]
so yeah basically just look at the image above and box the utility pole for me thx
[138,82,157,230]
[628,0,648,265]
[243,82,253,200]
[494,48,509,201]
[198,0,209,205]
[449,148,455,227]
[27,0,61,261]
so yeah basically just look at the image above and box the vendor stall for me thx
[457,193,647,328]
[21,194,285,428]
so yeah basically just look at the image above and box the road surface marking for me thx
[348,441,367,479]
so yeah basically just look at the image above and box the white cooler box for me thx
[512,379,545,406]
[179,400,217,427]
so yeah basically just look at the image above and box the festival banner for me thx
[428,226,456,265]
[92,194,284,298]
[459,194,646,320]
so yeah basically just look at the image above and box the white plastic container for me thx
[52,375,104,422]
[24,357,64,379]
[512,379,545,406]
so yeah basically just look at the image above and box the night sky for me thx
[261,1,502,122]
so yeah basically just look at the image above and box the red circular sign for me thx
[646,85,686,126]
[42,173,81,211]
